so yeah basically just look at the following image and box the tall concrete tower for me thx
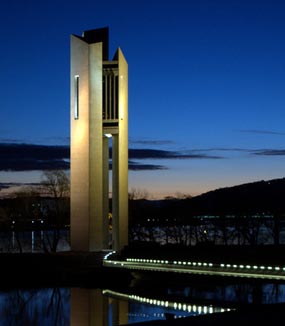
[70,27,128,252]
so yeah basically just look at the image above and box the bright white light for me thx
[74,75,79,120]
[104,133,112,138]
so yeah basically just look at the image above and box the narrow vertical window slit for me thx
[74,75,79,120]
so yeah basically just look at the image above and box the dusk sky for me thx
[1,0,285,199]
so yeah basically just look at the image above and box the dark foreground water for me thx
[1,230,285,324]
[1,278,285,325]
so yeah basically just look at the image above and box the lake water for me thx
[1,278,285,325]
[0,230,70,253]
[1,229,285,324]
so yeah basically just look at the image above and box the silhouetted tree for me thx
[40,170,70,252]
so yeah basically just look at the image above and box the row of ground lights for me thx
[125,258,285,273]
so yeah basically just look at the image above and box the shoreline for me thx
[1,244,285,288]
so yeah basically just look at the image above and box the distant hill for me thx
[187,177,285,215]
[129,178,285,223]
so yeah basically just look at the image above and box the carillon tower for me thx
[70,27,128,252]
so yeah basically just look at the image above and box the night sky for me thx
[1,0,285,198]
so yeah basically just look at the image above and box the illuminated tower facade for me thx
[70,27,128,252]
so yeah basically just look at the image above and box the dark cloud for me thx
[179,147,285,157]
[0,143,69,171]
[1,142,284,174]
[252,149,285,156]
[204,147,285,157]
[0,143,224,172]
[193,148,249,153]
[0,182,39,190]
[240,129,285,136]
[0,138,22,143]
[129,149,223,160]
[128,161,166,170]
[0,137,70,145]
[130,139,175,146]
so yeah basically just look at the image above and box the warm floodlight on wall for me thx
[74,75,79,120]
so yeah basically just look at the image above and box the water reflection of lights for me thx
[102,289,233,317]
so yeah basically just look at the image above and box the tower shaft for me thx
[70,28,128,252]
